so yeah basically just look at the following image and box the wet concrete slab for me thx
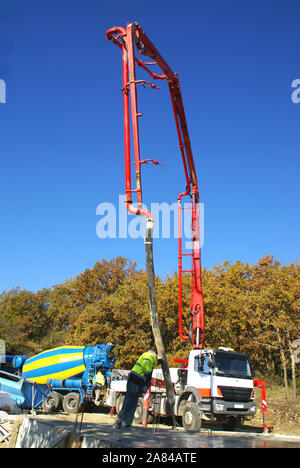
[79,423,300,449]
[21,415,300,449]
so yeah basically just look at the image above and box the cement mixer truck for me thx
[0,343,116,414]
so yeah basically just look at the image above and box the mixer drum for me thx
[22,346,86,384]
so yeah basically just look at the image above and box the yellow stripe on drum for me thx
[26,346,84,361]
[22,352,84,373]
[25,364,86,384]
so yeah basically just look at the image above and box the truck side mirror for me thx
[207,357,216,369]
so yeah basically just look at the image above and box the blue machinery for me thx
[0,370,50,409]
[0,344,116,412]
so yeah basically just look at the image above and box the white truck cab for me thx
[151,347,256,431]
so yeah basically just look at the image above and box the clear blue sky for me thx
[0,0,299,292]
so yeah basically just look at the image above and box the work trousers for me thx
[118,372,147,427]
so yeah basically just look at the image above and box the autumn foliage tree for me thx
[0,287,50,354]
[0,255,299,395]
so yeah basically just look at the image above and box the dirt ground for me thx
[249,384,300,437]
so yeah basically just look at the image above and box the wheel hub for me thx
[184,409,193,426]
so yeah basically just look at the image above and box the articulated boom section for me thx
[106,22,205,349]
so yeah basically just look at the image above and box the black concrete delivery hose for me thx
[144,219,176,428]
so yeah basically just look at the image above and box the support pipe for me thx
[144,219,176,427]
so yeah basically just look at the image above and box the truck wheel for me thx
[42,391,61,413]
[133,397,144,424]
[182,402,202,432]
[133,397,154,425]
[62,392,82,414]
[115,394,125,414]
[54,391,63,410]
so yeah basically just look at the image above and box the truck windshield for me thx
[214,354,252,379]
[198,352,252,379]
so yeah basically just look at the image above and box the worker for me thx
[93,369,105,406]
[113,345,162,430]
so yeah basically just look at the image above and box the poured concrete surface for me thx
[15,414,300,448]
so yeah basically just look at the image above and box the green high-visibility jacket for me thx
[93,370,105,386]
[131,350,157,380]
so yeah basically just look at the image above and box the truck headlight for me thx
[250,405,256,412]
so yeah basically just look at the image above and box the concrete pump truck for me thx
[105,22,257,431]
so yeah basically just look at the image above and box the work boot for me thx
[112,418,122,429]
[120,422,132,432]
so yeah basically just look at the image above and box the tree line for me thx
[0,255,299,400]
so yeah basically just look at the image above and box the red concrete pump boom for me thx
[106,23,205,349]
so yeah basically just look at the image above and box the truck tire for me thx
[134,397,155,425]
[62,392,82,414]
[133,397,144,424]
[115,394,125,414]
[42,391,61,413]
[182,402,202,432]
[54,391,63,410]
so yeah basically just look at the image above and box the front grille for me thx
[218,386,252,402]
